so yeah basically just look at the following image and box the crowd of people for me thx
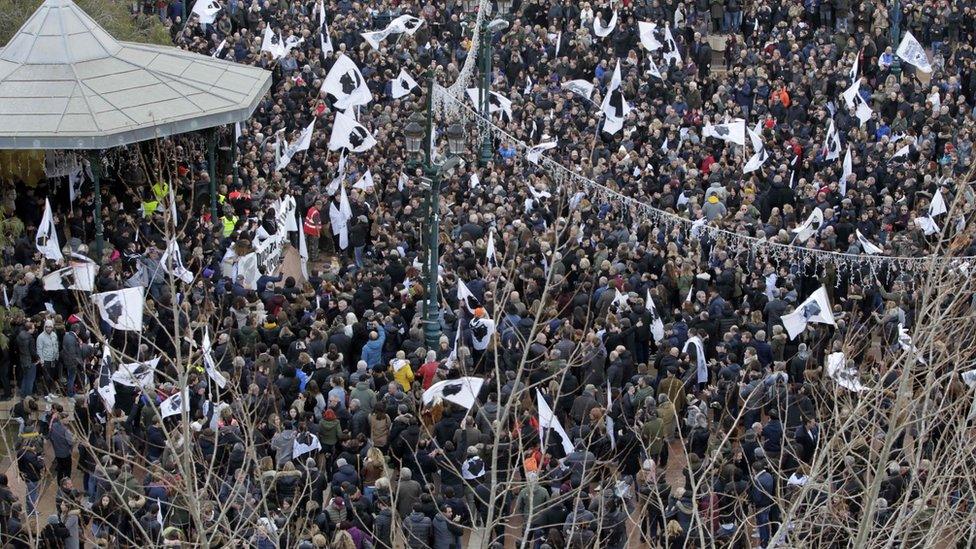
[1,0,975,547]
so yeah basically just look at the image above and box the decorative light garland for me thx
[433,85,976,277]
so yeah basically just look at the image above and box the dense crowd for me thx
[1,0,976,547]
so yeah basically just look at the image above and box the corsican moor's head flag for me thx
[662,23,682,66]
[329,111,377,152]
[392,69,419,100]
[276,119,316,171]
[36,198,63,262]
[423,377,485,409]
[638,21,662,51]
[97,345,116,413]
[561,79,595,100]
[465,89,513,121]
[601,60,632,123]
[202,329,228,389]
[896,31,932,73]
[43,263,97,292]
[826,352,866,392]
[160,388,190,418]
[361,14,424,50]
[856,229,883,255]
[112,357,159,389]
[457,279,481,314]
[646,289,665,342]
[321,54,372,110]
[781,286,836,339]
[703,119,746,146]
[792,207,824,244]
[526,141,557,164]
[191,0,220,26]
[593,10,618,38]
[536,390,574,455]
[92,287,144,331]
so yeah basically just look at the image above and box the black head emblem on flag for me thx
[167,393,183,412]
[463,293,481,313]
[401,79,410,90]
[403,18,420,31]
[465,457,485,477]
[715,125,729,136]
[103,293,125,325]
[348,126,369,148]
[340,70,361,95]
[647,306,658,323]
[271,33,281,45]
[36,232,49,248]
[132,363,150,379]
[759,148,769,161]
[58,269,74,289]
[441,382,464,397]
[664,38,675,53]
[608,90,625,118]
[489,93,502,110]
[471,320,489,341]
[802,301,821,320]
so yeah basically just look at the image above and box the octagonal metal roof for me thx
[0,0,272,149]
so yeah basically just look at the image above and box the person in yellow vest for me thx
[220,205,238,238]
[151,180,169,202]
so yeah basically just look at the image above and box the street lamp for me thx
[889,0,902,77]
[406,68,465,349]
[477,17,509,166]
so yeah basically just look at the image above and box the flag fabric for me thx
[445,317,463,369]
[523,75,533,95]
[42,263,96,292]
[397,172,408,192]
[260,26,289,59]
[328,111,377,152]
[662,24,681,66]
[606,384,616,450]
[36,198,63,262]
[526,141,557,164]
[361,14,424,50]
[461,456,486,480]
[160,239,194,284]
[68,165,84,202]
[638,21,662,51]
[276,119,316,171]
[486,230,496,265]
[457,279,481,313]
[392,69,419,99]
[297,210,310,279]
[561,79,595,100]
[191,0,220,25]
[321,54,372,110]
[329,184,354,249]
[293,432,323,458]
[468,172,480,189]
[823,119,842,160]
[792,207,824,243]
[645,289,665,342]
[97,345,116,413]
[536,390,574,455]
[320,30,333,56]
[352,170,375,190]
[593,10,618,37]
[647,55,662,80]
[211,39,227,58]
[600,60,631,124]
[465,88,514,121]
[826,352,866,392]
[611,288,629,310]
[841,80,872,125]
[849,51,860,83]
[682,335,708,383]
[92,287,144,331]
[111,357,159,388]
[422,377,485,408]
[930,189,947,217]
[896,31,932,73]
[896,323,926,364]
[743,147,769,173]
[201,329,228,389]
[781,286,836,339]
[840,146,853,196]
[703,119,746,146]
[160,388,190,418]
[856,229,883,255]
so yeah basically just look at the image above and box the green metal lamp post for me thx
[889,0,902,77]
[207,129,218,221]
[403,69,467,349]
[87,151,104,262]
[476,17,510,167]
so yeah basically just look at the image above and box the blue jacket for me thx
[361,326,386,368]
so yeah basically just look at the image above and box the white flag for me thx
[645,289,665,342]
[160,239,194,284]
[68,166,84,203]
[276,119,316,171]
[606,383,615,450]
[840,146,853,196]
[662,24,681,66]
[160,388,190,418]
[647,55,662,79]
[191,0,220,25]
[929,188,947,217]
[561,79,595,100]
[42,263,96,292]
[638,21,662,51]
[457,279,480,313]
[823,119,841,161]
[593,11,618,37]
[703,119,746,146]
[112,357,159,388]
[36,198,63,262]
[896,323,926,364]
[792,207,824,243]
[329,185,353,250]
[321,54,372,110]
[260,26,287,59]
[600,60,631,123]
[97,346,115,412]
[896,31,932,73]
[423,377,485,409]
[211,39,227,58]
[297,211,309,279]
[328,111,377,152]
[536,390,574,455]
[553,31,561,57]
[392,69,419,99]
[465,88,513,121]
[352,170,375,190]
[849,51,860,83]
[92,287,144,331]
[293,432,322,458]
[856,229,883,255]
[486,230,496,265]
[826,352,866,392]
[320,29,334,55]
[743,147,769,173]
[526,141,557,164]
[524,75,533,95]
[201,329,228,389]
[397,172,408,192]
[781,286,836,339]
[682,335,708,383]
[361,14,424,50]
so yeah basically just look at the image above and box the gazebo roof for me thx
[0,0,272,149]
